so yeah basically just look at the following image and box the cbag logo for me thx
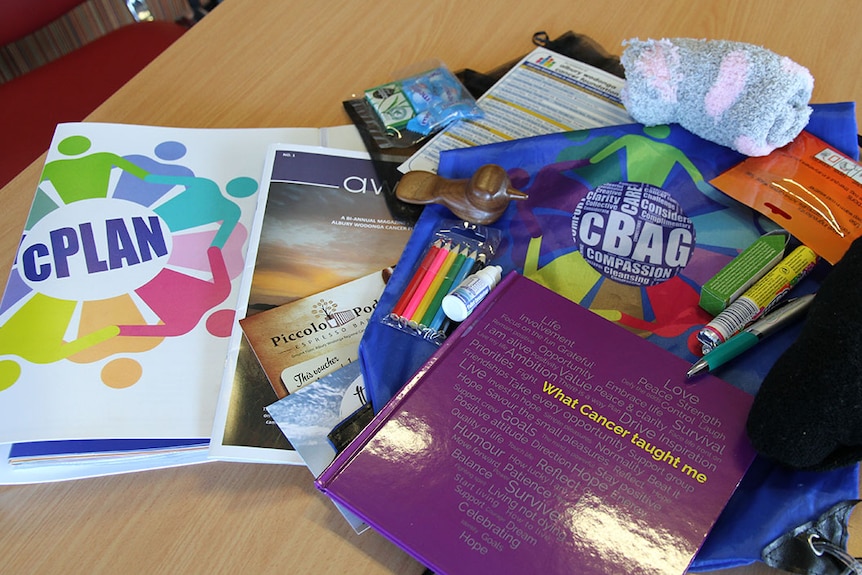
[571,181,695,287]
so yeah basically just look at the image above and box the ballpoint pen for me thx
[686,293,815,378]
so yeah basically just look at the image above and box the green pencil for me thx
[420,246,468,326]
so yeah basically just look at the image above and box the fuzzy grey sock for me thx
[621,38,814,156]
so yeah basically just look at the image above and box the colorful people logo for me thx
[0,135,257,391]
[493,125,771,350]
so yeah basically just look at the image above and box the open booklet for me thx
[0,44,643,483]
[207,144,414,464]
[0,122,364,484]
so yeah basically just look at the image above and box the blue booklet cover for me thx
[9,439,208,464]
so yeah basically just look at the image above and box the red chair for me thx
[0,0,187,187]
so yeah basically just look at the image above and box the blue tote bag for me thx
[358,102,860,570]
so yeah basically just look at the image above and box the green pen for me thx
[686,293,815,378]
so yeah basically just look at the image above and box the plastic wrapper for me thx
[381,219,500,344]
[711,130,862,264]
[346,62,483,149]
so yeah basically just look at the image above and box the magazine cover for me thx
[209,144,413,463]
[319,273,756,575]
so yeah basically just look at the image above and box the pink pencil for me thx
[393,239,442,317]
[401,241,452,319]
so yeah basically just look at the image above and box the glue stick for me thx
[441,265,503,322]
[697,245,818,351]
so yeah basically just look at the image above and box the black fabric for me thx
[455,30,625,99]
[747,236,862,470]
[762,499,861,574]
[327,402,375,454]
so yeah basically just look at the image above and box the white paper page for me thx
[0,124,358,482]
[400,47,633,173]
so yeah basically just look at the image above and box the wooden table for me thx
[1,1,860,573]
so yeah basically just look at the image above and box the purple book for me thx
[316,272,756,575]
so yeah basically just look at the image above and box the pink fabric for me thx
[781,56,815,93]
[621,37,815,157]
[734,134,773,157]
[705,50,750,118]
[634,39,680,103]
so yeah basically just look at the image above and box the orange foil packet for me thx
[711,130,862,264]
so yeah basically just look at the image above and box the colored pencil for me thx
[411,243,459,323]
[420,246,468,327]
[469,251,487,275]
[392,239,442,317]
[428,249,476,330]
[401,241,452,320]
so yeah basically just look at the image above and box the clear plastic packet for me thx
[382,219,501,344]
[345,62,483,149]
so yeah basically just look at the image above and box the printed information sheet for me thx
[400,47,633,173]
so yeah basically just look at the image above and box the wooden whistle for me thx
[395,164,528,225]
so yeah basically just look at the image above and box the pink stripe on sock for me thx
[635,39,680,103]
[705,50,750,117]
[781,56,815,93]
[734,134,773,157]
